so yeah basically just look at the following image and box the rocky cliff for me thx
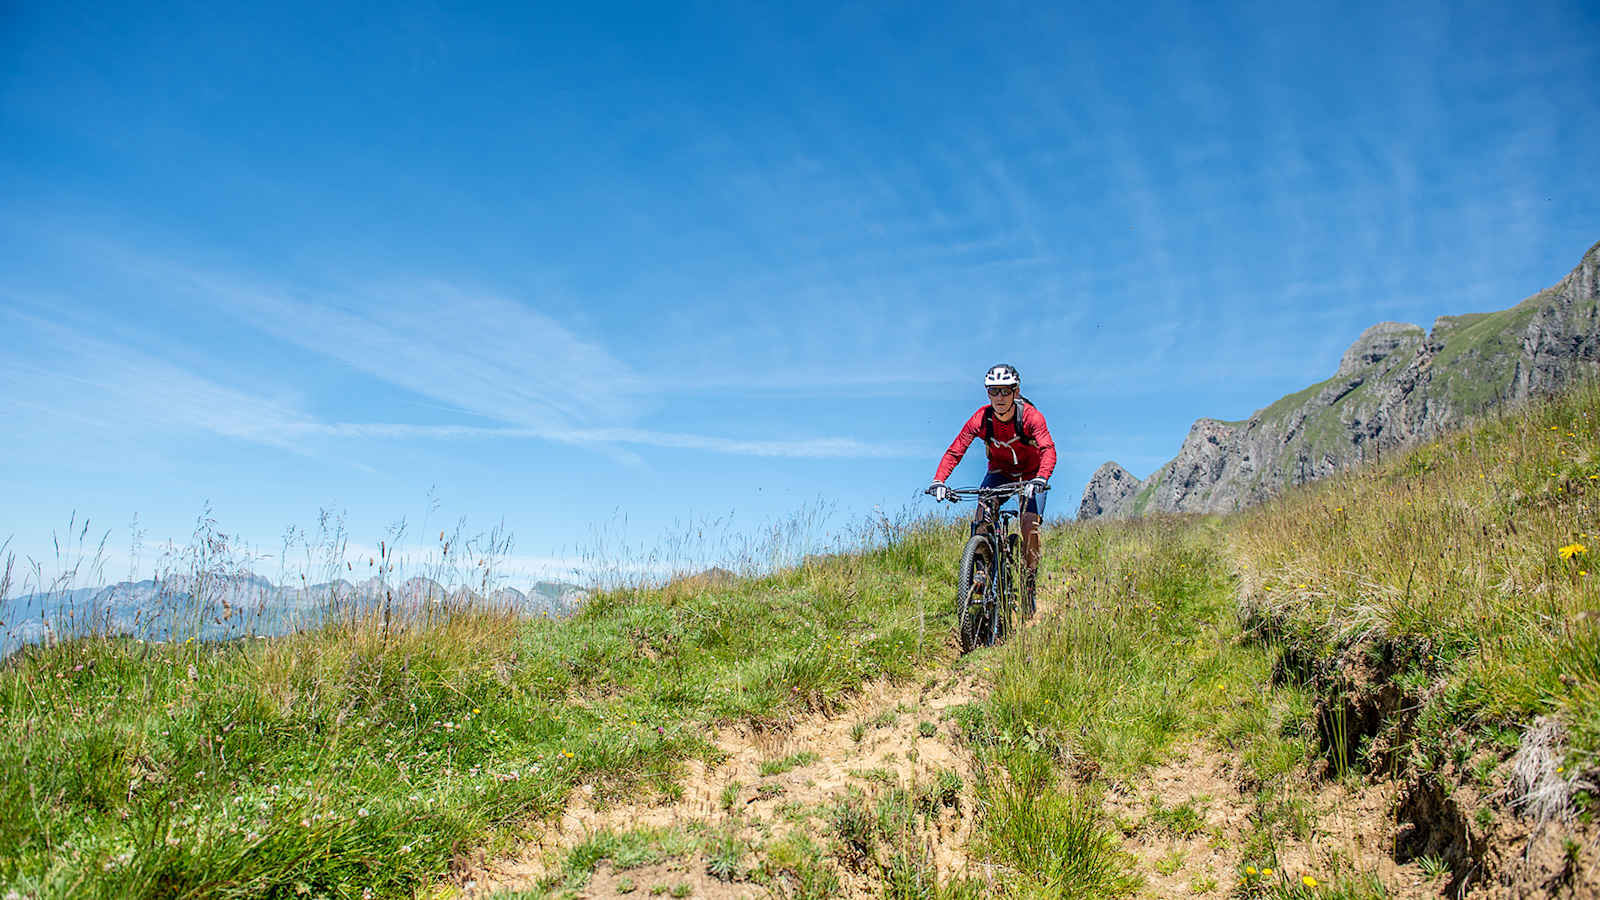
[1079,240,1600,520]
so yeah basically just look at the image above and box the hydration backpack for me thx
[981,397,1040,448]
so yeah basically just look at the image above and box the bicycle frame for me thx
[933,482,1044,650]
[976,503,1019,645]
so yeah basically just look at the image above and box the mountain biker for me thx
[925,363,1057,602]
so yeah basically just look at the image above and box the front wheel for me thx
[956,536,992,654]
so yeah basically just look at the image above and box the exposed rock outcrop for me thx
[1081,240,1600,520]
[1077,462,1142,520]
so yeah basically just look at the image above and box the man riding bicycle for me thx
[926,364,1056,604]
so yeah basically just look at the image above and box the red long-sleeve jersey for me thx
[934,402,1056,482]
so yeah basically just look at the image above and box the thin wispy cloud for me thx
[3,259,911,463]
[157,265,640,430]
[2,0,1593,581]
[265,421,916,459]
[0,306,310,452]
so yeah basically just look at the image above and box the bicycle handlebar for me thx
[930,482,1049,504]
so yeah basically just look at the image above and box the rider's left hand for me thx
[1023,477,1048,499]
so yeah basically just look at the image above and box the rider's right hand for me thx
[926,480,950,502]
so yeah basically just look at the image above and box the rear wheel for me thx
[1008,532,1034,619]
[989,559,1012,646]
[956,536,991,653]
[1001,550,1024,641]
[987,534,1020,644]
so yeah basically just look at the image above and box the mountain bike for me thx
[929,482,1046,653]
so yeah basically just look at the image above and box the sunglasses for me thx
[987,386,1015,397]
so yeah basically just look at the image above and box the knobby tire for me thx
[956,535,991,654]
[1005,532,1030,625]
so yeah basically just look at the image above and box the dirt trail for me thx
[1105,742,1441,899]
[457,660,984,898]
[451,580,1456,900]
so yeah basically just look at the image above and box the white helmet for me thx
[984,363,1020,387]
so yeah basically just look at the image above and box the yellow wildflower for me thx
[1245,866,1257,876]
[1303,875,1318,888]
[1559,543,1587,560]
[1264,868,1273,877]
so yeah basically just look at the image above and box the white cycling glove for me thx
[926,481,951,502]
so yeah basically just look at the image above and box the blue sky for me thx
[3,0,1597,589]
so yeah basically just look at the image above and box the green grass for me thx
[851,707,899,742]
[946,510,1311,898]
[557,824,696,891]
[975,516,1289,780]
[1257,376,1335,428]
[819,776,982,900]
[1129,469,1164,516]
[1427,301,1543,414]
[756,829,839,897]
[703,827,746,881]
[0,516,968,898]
[7,378,1597,899]
[758,750,819,777]
[968,752,1138,897]
[954,381,1600,895]
[1233,379,1600,768]
[1147,797,1209,838]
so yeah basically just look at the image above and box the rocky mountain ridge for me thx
[1,572,586,655]
[1080,239,1600,520]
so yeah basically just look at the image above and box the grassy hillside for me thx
[2,381,1596,899]
[1235,375,1597,764]
[0,526,964,898]
[970,380,1597,897]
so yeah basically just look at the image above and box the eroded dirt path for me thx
[1105,742,1441,899]
[457,662,984,898]
[451,579,1459,900]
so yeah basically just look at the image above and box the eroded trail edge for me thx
[459,662,983,898]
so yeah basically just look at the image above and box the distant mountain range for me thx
[1,572,586,654]
[1079,239,1600,520]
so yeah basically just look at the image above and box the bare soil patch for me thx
[1395,751,1600,900]
[455,664,984,898]
[1105,742,1440,899]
